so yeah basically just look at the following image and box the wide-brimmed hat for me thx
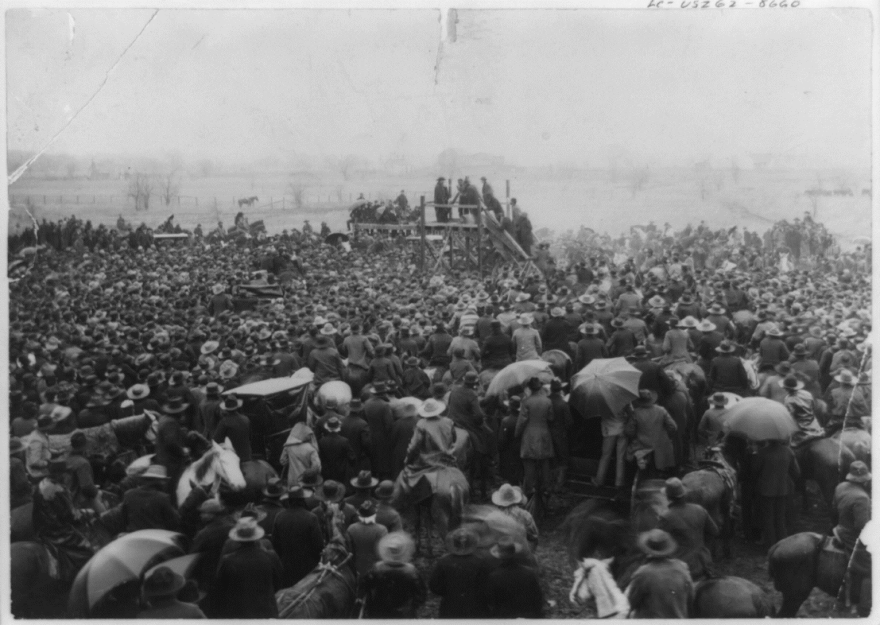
[378,531,415,564]
[697,320,717,332]
[578,294,596,305]
[446,527,479,556]
[261,478,286,500]
[707,304,726,315]
[846,460,871,483]
[716,341,736,354]
[550,307,565,318]
[780,375,804,391]
[349,398,364,413]
[126,384,150,400]
[220,394,243,411]
[316,480,345,503]
[834,369,857,386]
[515,292,531,303]
[710,393,728,408]
[320,323,337,336]
[775,362,793,376]
[418,398,445,418]
[200,340,220,355]
[491,483,524,507]
[162,396,189,415]
[611,318,625,328]
[299,469,323,489]
[141,464,169,480]
[142,566,186,598]
[680,316,699,329]
[637,529,678,558]
[629,345,649,359]
[517,314,533,326]
[374,480,395,501]
[283,486,307,502]
[594,300,608,310]
[664,477,686,500]
[228,517,265,542]
[212,284,226,295]
[351,470,379,489]
[491,535,523,560]
[791,343,807,356]
[463,371,479,386]
[581,323,599,335]
[325,416,342,432]
[766,327,784,338]
[647,295,666,308]
[218,361,239,379]
[205,382,224,397]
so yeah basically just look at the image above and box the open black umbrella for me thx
[324,232,350,246]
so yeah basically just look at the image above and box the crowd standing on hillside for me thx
[7,198,872,618]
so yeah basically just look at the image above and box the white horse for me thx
[127,438,247,506]
[569,557,630,618]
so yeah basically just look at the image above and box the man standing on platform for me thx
[434,177,451,223]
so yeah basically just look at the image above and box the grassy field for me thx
[8,167,871,248]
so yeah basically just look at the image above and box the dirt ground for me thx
[409,482,856,619]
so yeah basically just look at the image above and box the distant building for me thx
[88,160,112,180]
[750,153,774,170]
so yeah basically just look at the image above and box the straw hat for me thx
[377,531,416,564]
[220,394,244,411]
[697,320,717,332]
[126,384,150,400]
[834,369,857,386]
[418,398,445,419]
[517,314,533,326]
[228,517,265,542]
[491,483,523,507]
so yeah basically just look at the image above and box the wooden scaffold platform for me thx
[351,197,541,281]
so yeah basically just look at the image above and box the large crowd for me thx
[7,198,873,618]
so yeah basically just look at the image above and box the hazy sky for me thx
[5,8,873,168]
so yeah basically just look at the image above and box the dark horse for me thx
[276,538,357,618]
[238,196,259,207]
[795,437,855,511]
[769,532,871,617]
[391,453,469,556]
[681,444,738,559]
[561,486,773,617]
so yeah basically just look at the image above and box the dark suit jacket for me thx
[340,415,371,471]
[122,485,180,532]
[428,553,492,618]
[271,504,324,588]
[318,432,354,483]
[212,542,283,618]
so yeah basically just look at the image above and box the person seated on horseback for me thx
[404,399,456,468]
[32,456,96,583]
[780,375,824,447]
[491,483,539,552]
[657,478,719,581]
[830,461,872,609]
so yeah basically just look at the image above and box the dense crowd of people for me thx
[7,199,872,618]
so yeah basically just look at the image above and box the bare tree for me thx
[694,160,712,201]
[327,155,359,181]
[626,164,650,198]
[160,170,181,206]
[287,178,306,208]
[730,158,741,184]
[127,172,154,211]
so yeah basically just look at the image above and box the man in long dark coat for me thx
[211,518,284,618]
[447,372,493,500]
[363,384,395,480]
[434,177,451,222]
[271,486,325,588]
[429,527,491,618]
[341,399,372,472]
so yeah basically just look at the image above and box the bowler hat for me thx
[664,477,686,500]
[220,394,243,411]
[374,480,395,501]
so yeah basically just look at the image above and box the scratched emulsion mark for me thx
[435,8,458,85]
[7,10,159,186]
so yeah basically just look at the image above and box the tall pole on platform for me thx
[477,205,484,278]
[419,195,426,273]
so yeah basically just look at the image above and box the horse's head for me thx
[321,538,351,568]
[212,439,246,491]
